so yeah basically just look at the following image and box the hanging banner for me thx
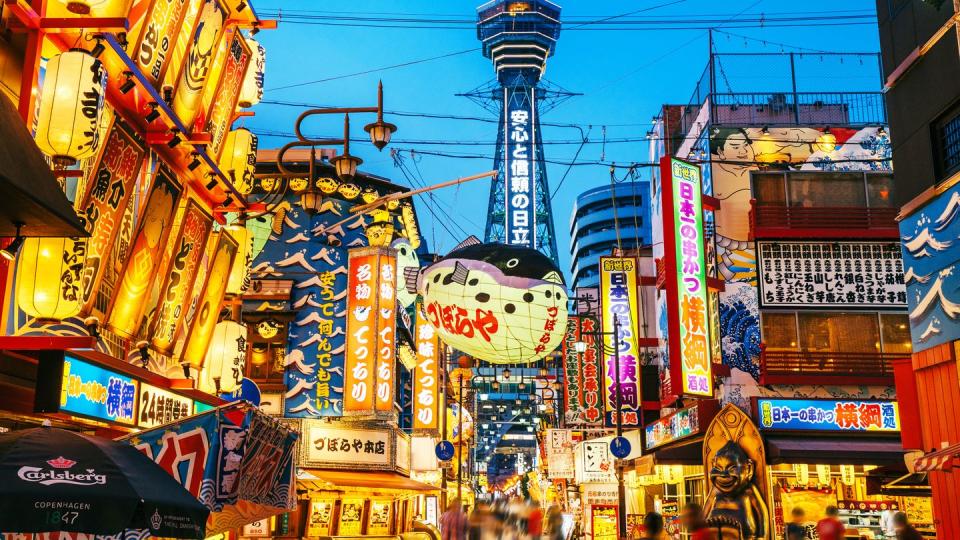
[132,0,191,86]
[171,0,226,128]
[343,247,397,416]
[107,167,182,338]
[413,309,441,433]
[150,200,214,353]
[182,230,239,366]
[78,118,147,315]
[129,407,298,535]
[660,156,713,399]
[503,86,537,248]
[562,315,604,426]
[205,33,251,159]
[598,257,642,427]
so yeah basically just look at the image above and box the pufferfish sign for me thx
[418,242,568,364]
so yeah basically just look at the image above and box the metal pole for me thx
[441,347,448,511]
[612,314,626,540]
[457,373,464,501]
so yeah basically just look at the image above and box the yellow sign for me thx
[306,499,334,537]
[338,499,365,536]
[598,257,642,426]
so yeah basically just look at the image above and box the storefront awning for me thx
[301,469,439,493]
[0,93,86,237]
[643,436,704,466]
[913,443,960,472]
[766,437,905,465]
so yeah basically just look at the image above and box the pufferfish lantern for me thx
[418,240,568,364]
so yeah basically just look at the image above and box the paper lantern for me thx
[16,237,85,320]
[225,223,252,295]
[200,320,247,394]
[35,50,107,165]
[840,464,856,486]
[237,36,265,108]
[392,238,420,308]
[219,129,257,194]
[418,242,568,364]
[816,464,831,485]
[793,464,809,485]
[365,209,394,247]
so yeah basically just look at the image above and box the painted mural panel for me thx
[710,126,892,383]
[899,180,960,352]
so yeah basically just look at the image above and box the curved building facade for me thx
[569,182,652,290]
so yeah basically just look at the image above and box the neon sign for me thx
[504,87,536,248]
[755,399,900,432]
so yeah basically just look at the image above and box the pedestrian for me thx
[441,498,468,540]
[892,511,922,540]
[468,503,485,540]
[527,500,544,540]
[816,506,845,540]
[545,503,564,540]
[786,507,807,540]
[681,503,711,540]
[640,512,669,540]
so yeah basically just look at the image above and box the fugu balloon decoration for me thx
[418,240,568,364]
[392,237,420,308]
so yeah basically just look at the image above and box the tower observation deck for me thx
[474,1,564,264]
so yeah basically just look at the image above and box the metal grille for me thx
[938,109,960,180]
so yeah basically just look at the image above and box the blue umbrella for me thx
[0,426,209,538]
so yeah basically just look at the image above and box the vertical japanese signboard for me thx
[77,119,146,315]
[131,0,191,87]
[343,247,397,416]
[598,257,642,427]
[205,33,251,159]
[182,230,239,366]
[413,308,441,432]
[562,315,603,426]
[171,0,226,128]
[503,87,536,248]
[660,157,713,399]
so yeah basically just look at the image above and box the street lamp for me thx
[364,82,397,150]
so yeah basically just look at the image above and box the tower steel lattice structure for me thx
[468,0,572,265]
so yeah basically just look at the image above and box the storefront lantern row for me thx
[16,236,85,320]
[238,36,265,108]
[35,49,107,165]
[200,320,248,394]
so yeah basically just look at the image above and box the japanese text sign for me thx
[343,247,397,416]
[660,157,713,398]
[577,440,616,484]
[504,86,537,248]
[413,309,441,432]
[644,400,718,450]
[598,257,642,427]
[755,399,900,432]
[304,425,392,467]
[137,383,195,428]
[60,355,137,425]
[562,315,604,426]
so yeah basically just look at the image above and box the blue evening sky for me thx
[246,0,881,280]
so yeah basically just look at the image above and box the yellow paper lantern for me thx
[793,464,809,485]
[225,223,252,295]
[250,342,270,366]
[219,129,257,195]
[816,464,831,484]
[237,36,265,108]
[16,237,86,320]
[200,320,247,394]
[35,50,107,165]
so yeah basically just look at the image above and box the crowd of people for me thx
[440,498,925,539]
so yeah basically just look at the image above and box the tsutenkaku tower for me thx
[475,0,562,264]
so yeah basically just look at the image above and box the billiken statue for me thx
[702,441,770,539]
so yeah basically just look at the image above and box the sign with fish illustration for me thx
[417,239,568,364]
[899,181,960,352]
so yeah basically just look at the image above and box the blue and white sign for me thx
[755,398,900,433]
[609,436,631,459]
[503,86,536,248]
[435,440,455,461]
[900,181,960,352]
[221,377,262,406]
[60,355,138,425]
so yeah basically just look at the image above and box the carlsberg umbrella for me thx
[0,426,209,538]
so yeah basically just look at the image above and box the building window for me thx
[934,102,960,182]
[750,171,894,208]
[760,311,910,354]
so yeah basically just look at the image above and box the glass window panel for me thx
[866,174,895,208]
[797,312,880,353]
[880,313,912,354]
[788,172,867,207]
[752,173,787,206]
[761,312,798,351]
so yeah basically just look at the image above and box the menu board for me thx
[368,500,392,535]
[591,505,618,540]
[338,499,365,536]
[306,499,334,537]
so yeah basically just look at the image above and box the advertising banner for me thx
[181,230,239,366]
[660,156,713,399]
[754,398,900,432]
[205,33,251,159]
[132,0,191,87]
[59,355,137,425]
[171,0,226,128]
[413,307,441,432]
[546,429,577,480]
[562,315,603,426]
[598,257,642,427]
[503,86,537,248]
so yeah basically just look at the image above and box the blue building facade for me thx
[569,182,652,290]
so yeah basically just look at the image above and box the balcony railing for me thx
[759,349,900,385]
[710,92,887,127]
[750,203,899,239]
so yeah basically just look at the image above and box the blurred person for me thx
[785,507,807,540]
[893,512,922,540]
[527,501,543,540]
[468,503,485,540]
[441,498,468,540]
[545,503,564,540]
[681,503,710,540]
[641,512,669,540]
[816,506,845,540]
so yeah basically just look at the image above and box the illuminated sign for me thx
[137,383,195,428]
[660,157,712,398]
[182,230,239,366]
[205,33,251,159]
[562,315,603,426]
[133,0,190,86]
[60,356,137,425]
[303,425,391,467]
[503,87,536,248]
[598,257,642,427]
[754,399,900,432]
[413,310,440,432]
[644,400,718,450]
[343,247,397,415]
